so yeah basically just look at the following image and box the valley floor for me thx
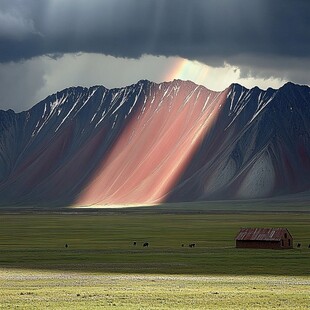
[0,201,309,309]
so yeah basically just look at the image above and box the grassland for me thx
[1,270,309,309]
[0,202,309,308]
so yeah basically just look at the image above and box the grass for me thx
[0,210,309,275]
[0,203,309,308]
[0,270,309,309]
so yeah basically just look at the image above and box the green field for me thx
[0,203,309,308]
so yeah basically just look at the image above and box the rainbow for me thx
[164,57,210,86]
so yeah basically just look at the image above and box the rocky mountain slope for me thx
[0,80,309,206]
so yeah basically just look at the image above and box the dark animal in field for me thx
[133,242,137,246]
[297,243,301,248]
[181,244,184,247]
[65,244,68,248]
[189,243,196,248]
[308,244,310,248]
[143,242,149,247]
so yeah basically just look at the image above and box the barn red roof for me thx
[235,228,290,241]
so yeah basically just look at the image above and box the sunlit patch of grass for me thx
[0,269,309,309]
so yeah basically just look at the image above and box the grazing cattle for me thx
[133,242,137,246]
[181,244,184,247]
[308,244,310,248]
[189,243,196,248]
[297,243,301,248]
[65,244,68,248]
[143,242,149,247]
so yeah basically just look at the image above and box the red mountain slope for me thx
[0,80,309,207]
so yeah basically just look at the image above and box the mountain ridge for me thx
[0,80,309,207]
[3,80,309,115]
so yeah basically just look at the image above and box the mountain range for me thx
[0,80,309,207]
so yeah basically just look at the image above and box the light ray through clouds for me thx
[163,57,286,91]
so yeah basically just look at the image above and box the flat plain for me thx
[0,200,309,309]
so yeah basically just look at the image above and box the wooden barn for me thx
[235,228,293,249]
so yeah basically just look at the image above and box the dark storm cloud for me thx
[0,0,309,66]
[0,58,46,111]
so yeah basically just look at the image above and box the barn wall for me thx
[236,240,283,249]
[281,237,293,248]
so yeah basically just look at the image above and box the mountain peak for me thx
[280,81,309,90]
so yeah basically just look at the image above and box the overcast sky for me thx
[0,0,309,111]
